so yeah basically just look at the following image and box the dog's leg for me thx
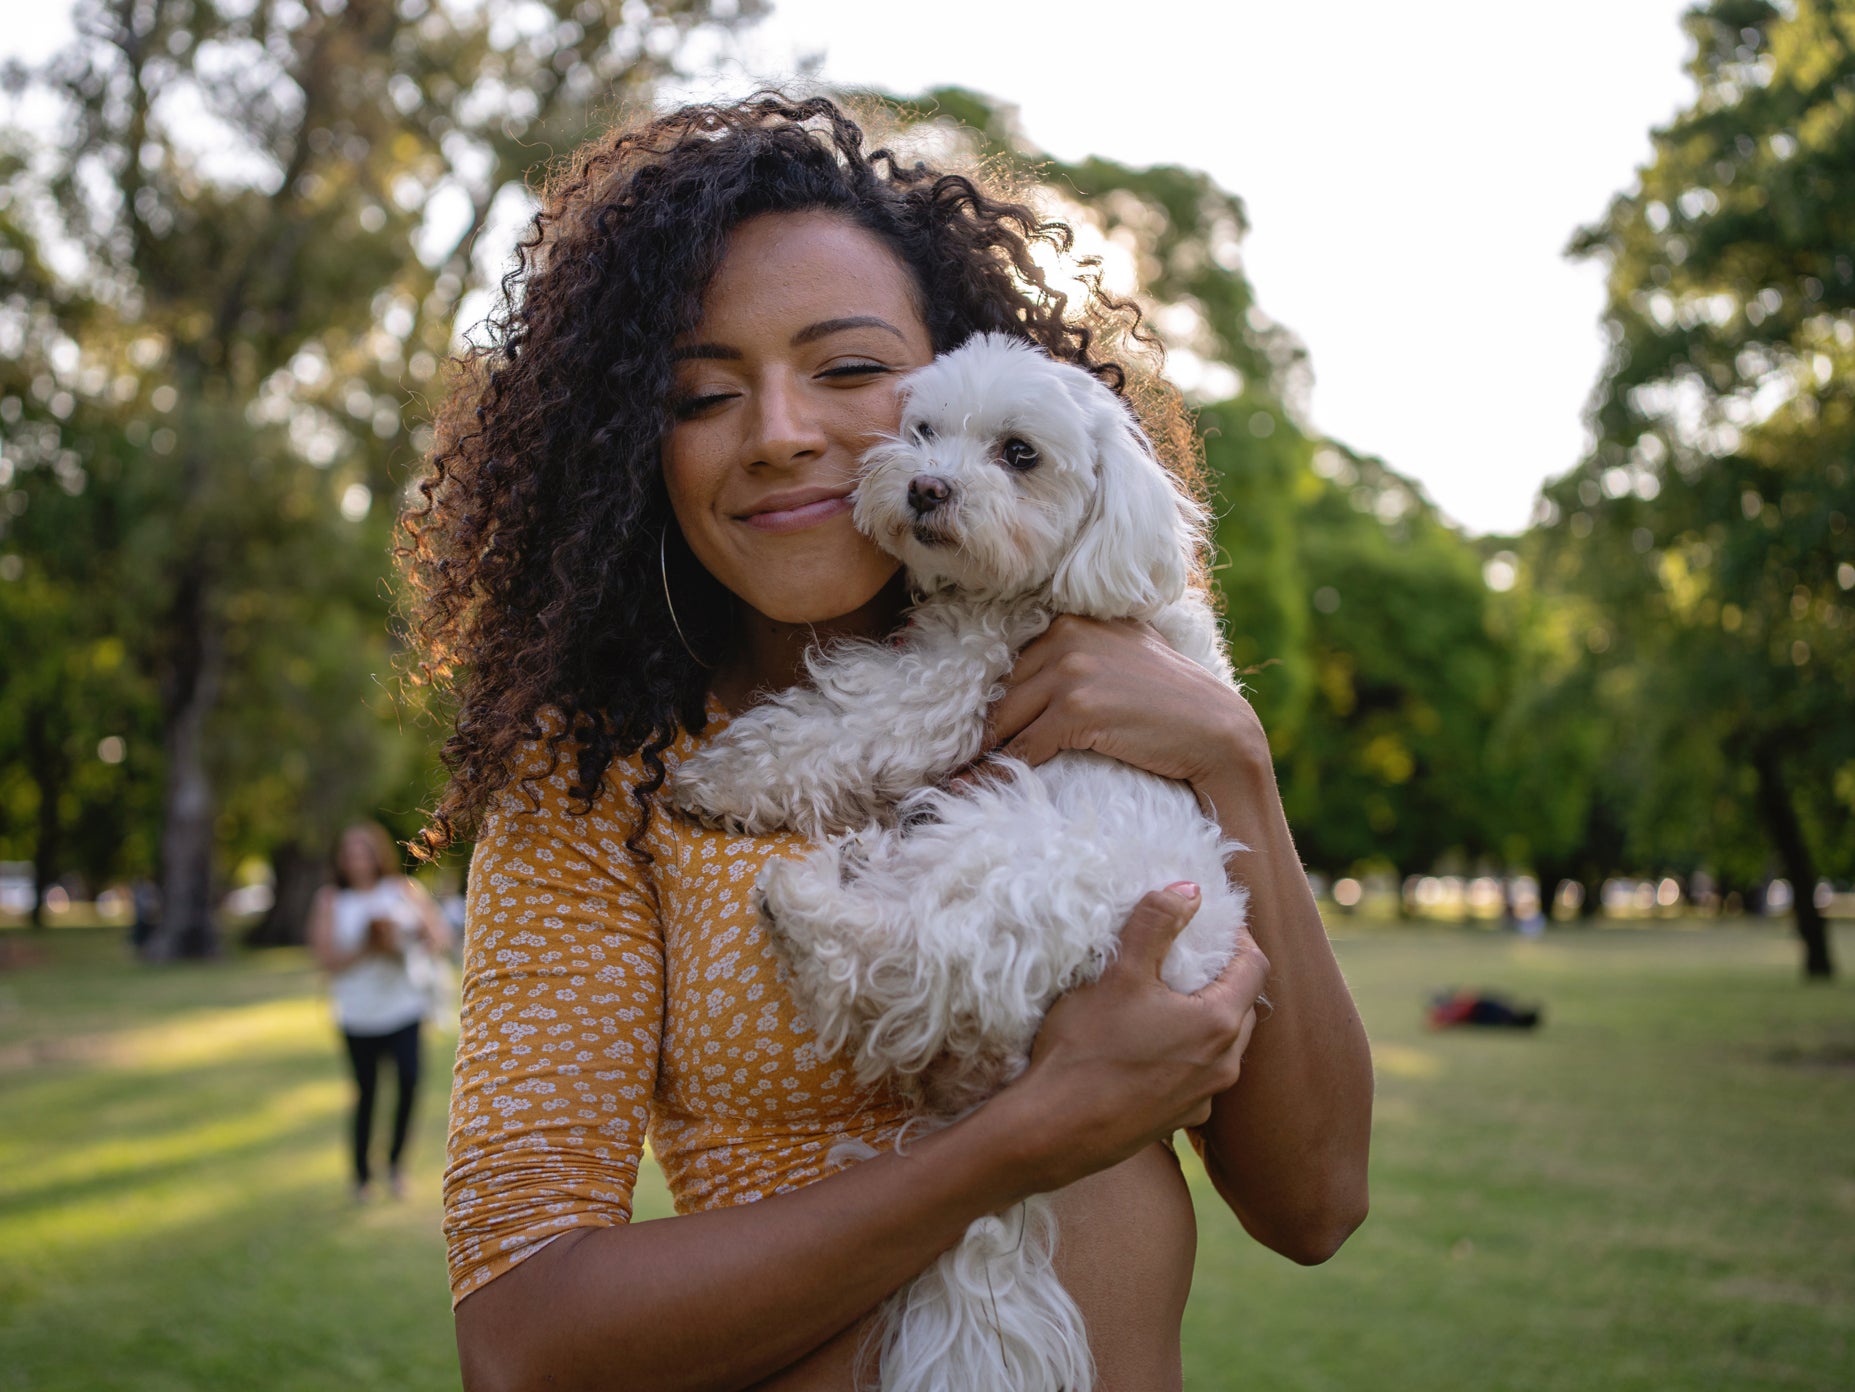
[670,613,1016,839]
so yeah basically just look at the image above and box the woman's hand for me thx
[364,916,404,957]
[985,615,1267,791]
[1004,884,1269,1195]
[987,611,1374,1263]
[308,886,365,973]
[398,876,455,956]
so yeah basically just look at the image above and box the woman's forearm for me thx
[456,1088,1054,1392]
[307,893,365,973]
[1193,729,1373,1264]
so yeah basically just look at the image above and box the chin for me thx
[746,560,901,629]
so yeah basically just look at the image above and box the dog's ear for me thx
[1051,385,1202,618]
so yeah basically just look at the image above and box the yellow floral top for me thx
[441,719,911,1307]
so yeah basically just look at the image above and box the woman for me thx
[402,94,1373,1391]
[308,821,453,1201]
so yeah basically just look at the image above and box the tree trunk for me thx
[1577,873,1604,920]
[1750,743,1833,981]
[23,702,68,932]
[147,569,223,961]
[248,840,326,947]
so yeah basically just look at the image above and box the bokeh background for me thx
[1,2,1850,1389]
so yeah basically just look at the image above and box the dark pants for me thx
[340,1020,423,1186]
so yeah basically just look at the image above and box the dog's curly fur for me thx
[670,334,1250,1392]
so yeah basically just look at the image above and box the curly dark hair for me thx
[398,91,1201,859]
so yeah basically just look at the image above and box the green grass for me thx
[1181,923,1855,1392]
[1,922,1849,1390]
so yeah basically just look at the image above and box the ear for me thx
[1051,390,1203,618]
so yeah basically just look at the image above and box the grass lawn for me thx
[1,920,1849,1390]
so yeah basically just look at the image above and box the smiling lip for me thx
[738,487,855,534]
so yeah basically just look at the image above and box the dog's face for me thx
[852,333,1201,616]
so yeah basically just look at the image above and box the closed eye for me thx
[819,361,892,381]
[672,392,736,419]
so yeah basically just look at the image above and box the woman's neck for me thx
[713,574,909,713]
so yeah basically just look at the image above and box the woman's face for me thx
[662,210,936,631]
[337,831,380,888]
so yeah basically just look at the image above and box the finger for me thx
[1231,1003,1259,1061]
[998,625,1064,689]
[945,758,1016,792]
[991,614,1121,709]
[999,708,1072,768]
[1111,884,1203,980]
[1197,933,1272,1012]
[984,668,1055,750]
[1001,614,1100,687]
[1205,1007,1260,1097]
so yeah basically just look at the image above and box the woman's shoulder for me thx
[484,705,707,846]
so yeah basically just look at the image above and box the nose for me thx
[746,371,827,468]
[907,474,951,515]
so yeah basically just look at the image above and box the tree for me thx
[1484,537,1644,917]
[1278,445,1507,887]
[2,0,758,954]
[1554,0,1855,976]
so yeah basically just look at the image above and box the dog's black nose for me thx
[907,474,951,515]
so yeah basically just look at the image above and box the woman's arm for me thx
[456,888,1268,1392]
[987,615,1374,1265]
[307,886,367,973]
[395,875,454,955]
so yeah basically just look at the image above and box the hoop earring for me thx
[660,523,717,670]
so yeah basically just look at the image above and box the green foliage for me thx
[1197,395,1312,744]
[1280,445,1507,878]
[1548,0,1855,970]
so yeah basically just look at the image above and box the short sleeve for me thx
[441,745,666,1307]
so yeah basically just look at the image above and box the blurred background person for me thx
[309,821,453,1202]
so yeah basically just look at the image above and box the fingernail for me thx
[1167,881,1200,900]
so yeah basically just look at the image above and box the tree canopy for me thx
[0,0,759,953]
[1547,0,1854,975]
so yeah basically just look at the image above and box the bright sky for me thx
[4,0,1699,535]
[724,0,1701,536]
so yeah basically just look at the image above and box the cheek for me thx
[661,426,716,509]
[660,431,733,566]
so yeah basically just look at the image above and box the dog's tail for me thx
[873,1193,1093,1392]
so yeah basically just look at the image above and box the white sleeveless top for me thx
[328,880,432,1035]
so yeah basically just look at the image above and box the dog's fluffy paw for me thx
[667,763,780,834]
[755,855,815,941]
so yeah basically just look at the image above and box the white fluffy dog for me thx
[670,333,1251,1392]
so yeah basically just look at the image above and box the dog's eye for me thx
[912,421,935,443]
[1001,438,1039,471]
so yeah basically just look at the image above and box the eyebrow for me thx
[672,316,909,361]
[792,316,908,346]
